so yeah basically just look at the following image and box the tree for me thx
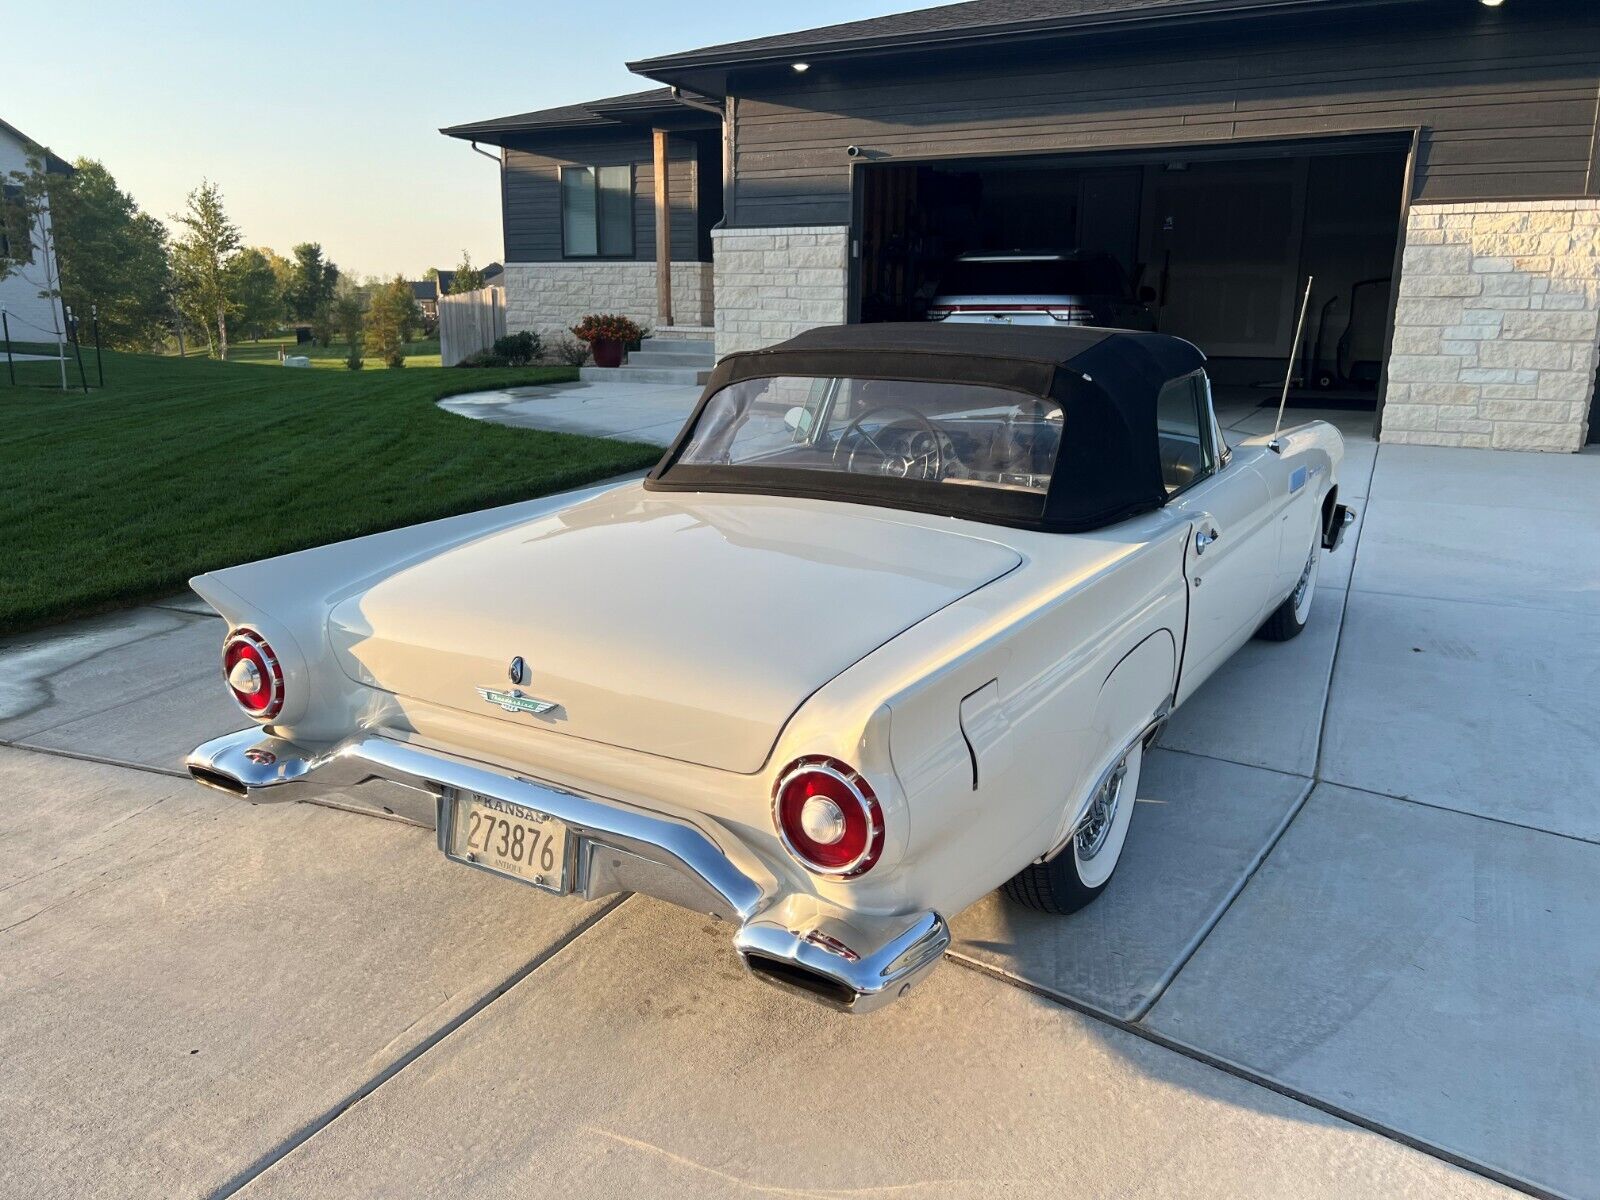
[333,286,366,369]
[447,250,485,294]
[170,181,242,359]
[364,275,417,368]
[46,159,171,352]
[227,248,283,342]
[261,247,295,319]
[285,242,339,323]
[61,169,171,348]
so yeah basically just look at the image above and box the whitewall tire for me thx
[1004,741,1143,914]
[1257,543,1319,642]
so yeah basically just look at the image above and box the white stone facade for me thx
[712,226,850,358]
[1384,200,1599,452]
[502,261,713,340]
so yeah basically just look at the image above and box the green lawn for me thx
[0,350,661,636]
[184,333,444,370]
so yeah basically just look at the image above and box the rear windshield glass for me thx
[936,257,1126,298]
[673,376,1064,495]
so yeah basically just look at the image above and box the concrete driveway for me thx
[2,424,1596,1199]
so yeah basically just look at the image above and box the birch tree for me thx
[171,181,242,359]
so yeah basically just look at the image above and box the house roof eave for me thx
[627,0,1402,91]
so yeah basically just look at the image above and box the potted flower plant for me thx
[570,313,646,369]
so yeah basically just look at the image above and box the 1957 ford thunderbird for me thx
[187,323,1351,1013]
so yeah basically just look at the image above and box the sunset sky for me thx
[7,0,913,279]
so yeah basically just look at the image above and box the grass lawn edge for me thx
[2,361,666,638]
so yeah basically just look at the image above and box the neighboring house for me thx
[413,262,505,321]
[435,262,503,296]
[410,279,439,322]
[444,0,1600,452]
[0,117,72,346]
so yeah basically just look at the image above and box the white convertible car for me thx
[188,324,1350,1013]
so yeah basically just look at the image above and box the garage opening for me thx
[854,137,1410,438]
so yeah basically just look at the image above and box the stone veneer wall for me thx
[712,226,850,357]
[1384,200,1599,451]
[501,262,713,339]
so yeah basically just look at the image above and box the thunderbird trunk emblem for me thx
[477,685,558,716]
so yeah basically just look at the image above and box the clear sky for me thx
[6,0,915,280]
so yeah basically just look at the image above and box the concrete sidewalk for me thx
[2,432,1596,1198]
[439,379,701,446]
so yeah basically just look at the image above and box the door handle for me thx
[1195,527,1219,554]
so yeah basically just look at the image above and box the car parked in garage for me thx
[186,324,1350,1014]
[927,251,1157,329]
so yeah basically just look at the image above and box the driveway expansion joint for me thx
[944,953,1557,1200]
[0,739,189,780]
[208,894,633,1199]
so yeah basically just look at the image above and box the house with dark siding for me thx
[443,0,1600,452]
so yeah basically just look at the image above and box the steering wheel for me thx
[832,405,946,481]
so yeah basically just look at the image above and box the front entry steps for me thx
[578,336,714,385]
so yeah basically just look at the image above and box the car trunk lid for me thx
[327,488,1021,773]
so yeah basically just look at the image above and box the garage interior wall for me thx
[856,141,1409,428]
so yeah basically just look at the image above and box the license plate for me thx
[445,790,571,894]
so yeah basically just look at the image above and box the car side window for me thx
[1155,372,1216,496]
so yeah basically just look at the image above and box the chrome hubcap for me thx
[1076,760,1127,861]
[1292,548,1316,609]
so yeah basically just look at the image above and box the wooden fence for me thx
[437,286,506,367]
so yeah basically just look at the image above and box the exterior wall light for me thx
[792,62,811,72]
[1479,0,1504,6]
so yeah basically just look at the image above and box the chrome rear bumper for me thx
[187,728,948,1013]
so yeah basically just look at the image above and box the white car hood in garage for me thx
[328,488,1021,773]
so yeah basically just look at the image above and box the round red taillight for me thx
[774,757,884,878]
[223,629,284,721]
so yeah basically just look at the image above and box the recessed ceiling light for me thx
[1479,0,1503,6]
[792,62,811,72]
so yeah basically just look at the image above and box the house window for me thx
[561,165,633,258]
[0,185,32,265]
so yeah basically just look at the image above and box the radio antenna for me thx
[1271,275,1315,453]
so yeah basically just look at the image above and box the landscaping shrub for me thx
[492,330,540,365]
[548,333,591,366]
[460,349,510,368]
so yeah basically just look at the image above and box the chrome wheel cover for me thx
[1291,545,1318,622]
[1076,760,1128,861]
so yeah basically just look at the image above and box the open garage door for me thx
[854,136,1410,433]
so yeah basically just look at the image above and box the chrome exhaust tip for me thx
[742,954,863,1009]
[734,905,949,1014]
[185,729,321,802]
[188,765,250,798]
